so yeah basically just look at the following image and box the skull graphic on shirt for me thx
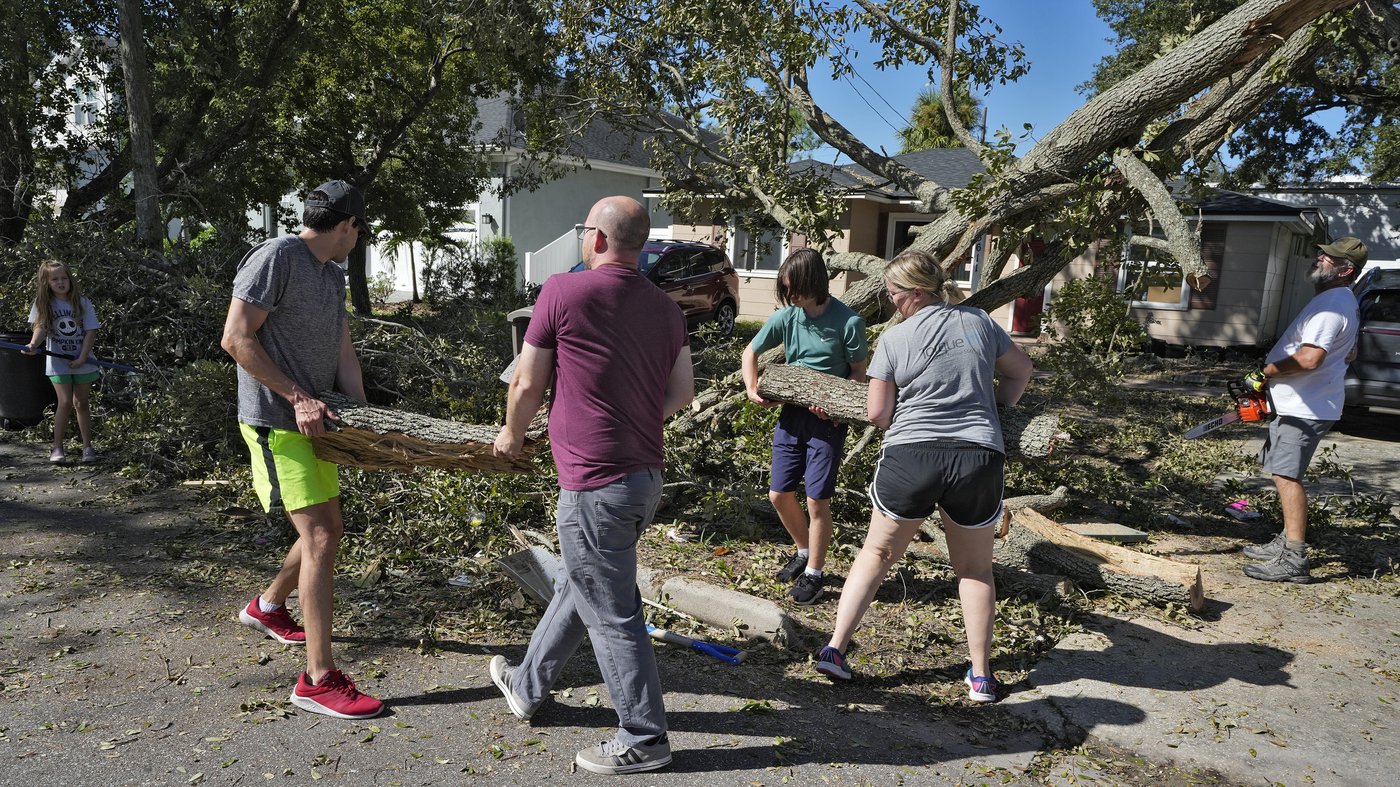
[56,315,79,337]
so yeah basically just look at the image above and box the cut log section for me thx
[907,541,1076,599]
[311,392,537,474]
[755,364,1064,459]
[998,509,1204,611]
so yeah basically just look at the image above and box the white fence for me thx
[522,227,677,286]
[523,229,579,287]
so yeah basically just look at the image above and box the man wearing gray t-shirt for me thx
[220,180,383,719]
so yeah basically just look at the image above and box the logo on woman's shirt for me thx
[921,336,968,360]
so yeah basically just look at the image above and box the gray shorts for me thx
[1259,416,1334,480]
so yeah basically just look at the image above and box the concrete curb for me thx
[638,567,795,647]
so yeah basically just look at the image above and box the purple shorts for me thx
[770,405,848,501]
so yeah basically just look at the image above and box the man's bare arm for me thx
[221,297,333,436]
[493,343,554,459]
[1263,344,1327,377]
[663,347,695,418]
[334,319,366,402]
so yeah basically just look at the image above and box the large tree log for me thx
[906,542,1076,600]
[311,392,537,474]
[1005,486,1070,516]
[755,363,1063,459]
[997,509,1204,611]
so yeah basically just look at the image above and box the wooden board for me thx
[1062,522,1151,543]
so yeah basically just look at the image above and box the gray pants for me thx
[513,468,666,746]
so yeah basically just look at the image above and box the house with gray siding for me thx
[369,95,675,296]
[469,96,673,287]
[1245,180,1400,268]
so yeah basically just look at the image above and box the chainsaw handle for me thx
[1226,380,1273,422]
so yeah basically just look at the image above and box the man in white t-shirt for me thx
[1238,237,1366,582]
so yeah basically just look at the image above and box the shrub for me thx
[422,236,523,309]
[368,271,397,305]
[1039,277,1151,403]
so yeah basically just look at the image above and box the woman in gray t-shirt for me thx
[814,250,1033,703]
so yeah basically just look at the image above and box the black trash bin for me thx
[0,331,55,430]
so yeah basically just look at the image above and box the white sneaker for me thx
[489,655,534,720]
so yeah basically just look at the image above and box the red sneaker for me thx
[290,670,384,719]
[238,597,306,645]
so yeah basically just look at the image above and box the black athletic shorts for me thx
[867,440,1005,528]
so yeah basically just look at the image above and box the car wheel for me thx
[713,301,737,336]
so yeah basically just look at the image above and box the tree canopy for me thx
[542,0,1393,314]
[2,0,557,310]
[7,0,1397,317]
[1086,0,1400,184]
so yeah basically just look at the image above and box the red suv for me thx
[565,240,741,335]
[638,240,740,335]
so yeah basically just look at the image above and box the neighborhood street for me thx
[2,413,1399,785]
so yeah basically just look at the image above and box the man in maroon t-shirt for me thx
[490,196,693,775]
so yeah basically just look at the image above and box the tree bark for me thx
[754,363,1063,459]
[116,0,162,251]
[907,541,1076,600]
[311,391,536,474]
[995,509,1205,611]
[348,242,371,315]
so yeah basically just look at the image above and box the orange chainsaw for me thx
[1184,380,1272,439]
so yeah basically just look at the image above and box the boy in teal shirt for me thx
[741,249,868,604]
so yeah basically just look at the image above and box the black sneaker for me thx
[788,572,824,605]
[575,734,672,775]
[775,551,808,582]
[1243,548,1311,583]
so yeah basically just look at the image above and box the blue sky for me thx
[806,1,1115,161]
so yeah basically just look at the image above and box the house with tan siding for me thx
[657,148,1335,349]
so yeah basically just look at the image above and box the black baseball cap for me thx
[306,180,368,231]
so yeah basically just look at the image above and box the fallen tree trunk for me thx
[917,485,1069,546]
[311,392,537,474]
[1005,486,1070,516]
[755,364,1064,459]
[906,541,1076,600]
[997,509,1204,611]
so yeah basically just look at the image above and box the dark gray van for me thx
[1346,268,1400,411]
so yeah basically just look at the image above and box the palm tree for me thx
[897,85,984,153]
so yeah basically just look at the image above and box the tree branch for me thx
[1111,148,1208,288]
[905,0,1356,279]
[854,0,941,51]
[1358,0,1400,54]
[940,0,986,154]
[1153,22,1324,166]
[360,38,473,184]
[963,238,1075,312]
[784,65,945,211]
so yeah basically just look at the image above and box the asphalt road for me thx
[2,404,1398,785]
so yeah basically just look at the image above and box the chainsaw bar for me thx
[1184,380,1272,439]
[1184,409,1241,439]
